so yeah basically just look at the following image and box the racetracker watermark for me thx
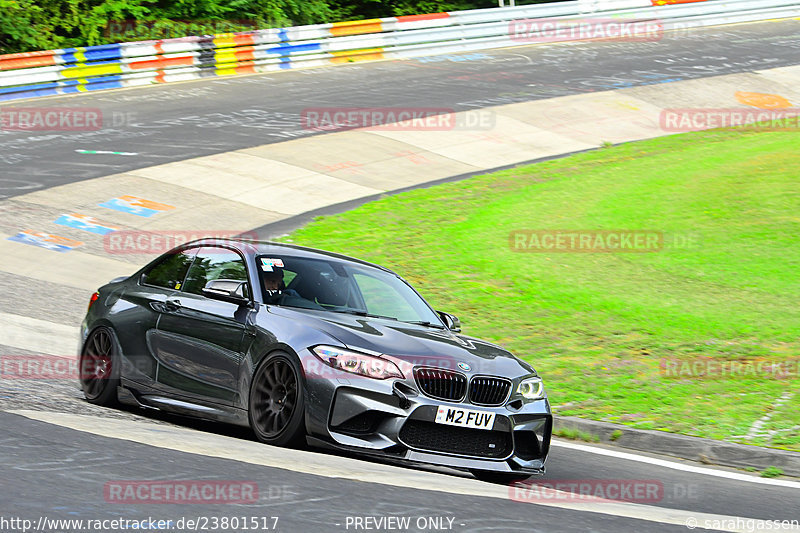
[1,108,101,131]
[509,17,663,43]
[104,481,258,504]
[509,230,703,253]
[0,356,79,380]
[105,19,260,40]
[509,230,700,253]
[300,352,517,382]
[104,231,258,255]
[1,356,166,381]
[661,358,800,380]
[660,108,800,132]
[509,479,665,503]
[301,107,496,132]
[0,108,137,131]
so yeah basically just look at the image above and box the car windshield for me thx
[257,255,443,326]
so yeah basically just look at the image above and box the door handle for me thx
[165,299,182,311]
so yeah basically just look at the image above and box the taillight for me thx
[88,291,99,311]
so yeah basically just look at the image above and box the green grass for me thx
[553,428,600,443]
[281,128,800,449]
[761,466,784,478]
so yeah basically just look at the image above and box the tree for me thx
[1,0,57,53]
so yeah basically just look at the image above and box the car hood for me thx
[266,306,536,377]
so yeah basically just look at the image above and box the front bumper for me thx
[300,351,552,475]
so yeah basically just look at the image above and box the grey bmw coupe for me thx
[79,238,551,482]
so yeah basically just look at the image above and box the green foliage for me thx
[389,1,495,17]
[1,0,59,52]
[760,466,783,478]
[554,428,601,443]
[237,0,336,26]
[0,0,152,52]
[328,0,495,19]
[82,0,153,45]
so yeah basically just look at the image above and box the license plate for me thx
[435,406,495,430]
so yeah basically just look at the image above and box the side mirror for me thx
[201,280,251,307]
[437,311,461,333]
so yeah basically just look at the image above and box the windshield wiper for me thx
[400,320,446,329]
[335,309,398,321]
[331,309,443,327]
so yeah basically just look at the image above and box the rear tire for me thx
[470,470,532,484]
[79,326,120,406]
[248,351,307,447]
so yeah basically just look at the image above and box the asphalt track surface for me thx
[1,19,800,199]
[2,18,800,533]
[3,409,800,533]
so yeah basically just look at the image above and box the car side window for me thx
[183,247,250,299]
[141,248,197,290]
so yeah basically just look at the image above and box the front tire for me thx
[79,326,120,406]
[249,351,307,447]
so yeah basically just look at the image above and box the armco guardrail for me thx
[1,0,799,102]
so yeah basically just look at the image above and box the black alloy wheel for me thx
[79,327,119,406]
[249,352,306,447]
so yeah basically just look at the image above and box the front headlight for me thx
[518,376,545,400]
[312,345,404,380]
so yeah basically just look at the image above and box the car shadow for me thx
[108,400,476,481]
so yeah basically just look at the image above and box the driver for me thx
[263,267,299,298]
[263,268,284,292]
